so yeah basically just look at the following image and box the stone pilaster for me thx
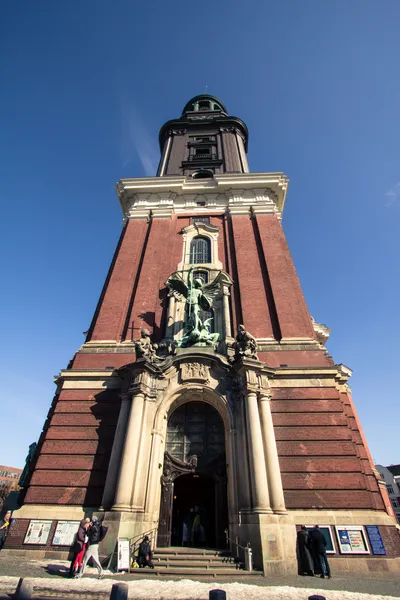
[245,390,272,513]
[101,393,131,509]
[112,392,145,511]
[259,392,287,514]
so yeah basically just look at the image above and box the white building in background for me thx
[376,464,400,524]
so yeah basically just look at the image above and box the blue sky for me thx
[1,1,399,468]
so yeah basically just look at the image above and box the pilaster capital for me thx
[131,391,146,401]
[258,390,272,403]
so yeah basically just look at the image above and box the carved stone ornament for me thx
[170,129,187,136]
[180,361,210,383]
[134,328,176,366]
[232,324,258,362]
[162,452,198,484]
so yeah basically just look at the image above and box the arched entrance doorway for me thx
[157,401,227,548]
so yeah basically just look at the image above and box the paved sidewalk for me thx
[0,556,399,598]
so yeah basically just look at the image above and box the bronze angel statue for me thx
[166,266,221,348]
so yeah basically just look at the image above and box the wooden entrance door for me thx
[157,474,174,547]
[157,452,197,548]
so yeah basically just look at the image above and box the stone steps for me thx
[129,566,261,577]
[129,547,261,577]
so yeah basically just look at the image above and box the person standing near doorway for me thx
[309,525,331,579]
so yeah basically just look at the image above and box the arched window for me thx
[192,170,214,179]
[166,402,225,466]
[190,236,211,264]
[193,270,208,283]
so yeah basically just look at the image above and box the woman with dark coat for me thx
[68,518,90,577]
[296,526,314,575]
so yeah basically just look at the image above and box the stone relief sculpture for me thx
[166,266,220,348]
[181,361,210,383]
[232,324,258,361]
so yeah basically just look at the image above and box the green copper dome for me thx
[182,94,228,116]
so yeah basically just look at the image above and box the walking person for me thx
[138,535,154,569]
[296,526,314,576]
[0,511,11,551]
[309,525,331,579]
[78,517,104,579]
[68,518,90,577]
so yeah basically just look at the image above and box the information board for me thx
[335,526,370,554]
[52,521,80,546]
[117,538,130,571]
[24,520,52,545]
[365,525,386,555]
[305,525,336,553]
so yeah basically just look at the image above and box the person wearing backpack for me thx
[78,516,106,579]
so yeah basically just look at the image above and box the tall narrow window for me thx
[190,236,211,264]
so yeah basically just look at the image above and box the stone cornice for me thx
[116,172,289,221]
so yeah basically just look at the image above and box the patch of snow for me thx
[0,574,398,600]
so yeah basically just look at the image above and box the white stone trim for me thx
[11,505,86,520]
[117,172,289,221]
[55,369,121,389]
[279,337,317,345]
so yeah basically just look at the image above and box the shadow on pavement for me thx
[41,564,70,578]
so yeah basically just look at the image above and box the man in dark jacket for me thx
[309,525,331,578]
[138,535,154,568]
[296,526,314,575]
[78,516,104,579]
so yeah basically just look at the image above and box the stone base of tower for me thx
[230,509,400,576]
[5,505,400,575]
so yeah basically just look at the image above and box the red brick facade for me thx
[21,211,388,517]
[22,388,119,507]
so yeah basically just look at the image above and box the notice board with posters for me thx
[24,520,52,545]
[52,521,80,546]
[117,538,130,572]
[365,525,386,555]
[335,526,370,554]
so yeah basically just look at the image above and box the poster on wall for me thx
[117,538,130,572]
[335,526,370,554]
[24,520,52,545]
[365,525,386,555]
[305,526,336,553]
[52,521,80,546]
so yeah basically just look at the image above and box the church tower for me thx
[7,95,400,574]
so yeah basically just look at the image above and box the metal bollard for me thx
[309,596,326,600]
[110,582,129,600]
[209,590,227,600]
[244,544,253,572]
[15,578,33,600]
